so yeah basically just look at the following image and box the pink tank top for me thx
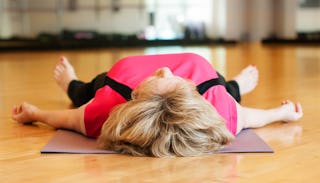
[84,53,237,138]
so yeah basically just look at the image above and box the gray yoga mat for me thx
[41,129,273,154]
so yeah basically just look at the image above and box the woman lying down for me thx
[12,53,303,157]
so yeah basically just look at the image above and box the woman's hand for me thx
[12,102,39,124]
[280,100,303,122]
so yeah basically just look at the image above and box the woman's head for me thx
[133,67,187,97]
[97,68,234,157]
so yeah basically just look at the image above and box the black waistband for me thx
[105,74,225,101]
[196,73,225,95]
[105,76,133,101]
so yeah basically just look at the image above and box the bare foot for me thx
[233,65,259,95]
[54,56,78,93]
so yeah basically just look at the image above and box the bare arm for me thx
[236,100,303,134]
[12,102,86,135]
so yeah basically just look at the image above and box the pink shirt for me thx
[84,53,237,138]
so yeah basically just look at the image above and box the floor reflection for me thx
[255,123,303,147]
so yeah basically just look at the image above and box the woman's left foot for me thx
[54,56,78,93]
[234,65,259,95]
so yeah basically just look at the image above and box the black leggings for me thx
[67,72,107,107]
[68,72,241,107]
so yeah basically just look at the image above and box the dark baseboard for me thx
[0,37,237,52]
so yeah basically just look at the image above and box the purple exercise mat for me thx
[41,129,273,154]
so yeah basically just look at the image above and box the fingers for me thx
[295,102,303,119]
[12,103,24,116]
[12,105,22,121]
[281,100,302,112]
[12,104,22,115]
[12,105,18,114]
[295,102,302,112]
[12,104,37,124]
[280,100,303,122]
[281,100,297,108]
[12,105,18,120]
[281,100,290,105]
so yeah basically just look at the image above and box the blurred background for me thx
[0,0,319,50]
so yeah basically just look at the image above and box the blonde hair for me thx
[97,80,234,157]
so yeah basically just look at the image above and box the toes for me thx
[248,66,258,76]
[57,56,70,69]
[60,57,72,69]
[54,65,64,80]
[60,56,68,63]
[242,65,259,77]
[55,64,64,72]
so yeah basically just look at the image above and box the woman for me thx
[12,53,303,157]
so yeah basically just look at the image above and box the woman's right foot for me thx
[233,65,259,95]
[54,56,78,93]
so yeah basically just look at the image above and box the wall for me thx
[0,0,147,38]
[273,0,297,39]
[223,0,297,41]
[224,0,248,40]
[0,0,302,41]
[296,5,320,32]
[0,0,11,38]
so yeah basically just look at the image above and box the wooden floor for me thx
[0,43,319,182]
